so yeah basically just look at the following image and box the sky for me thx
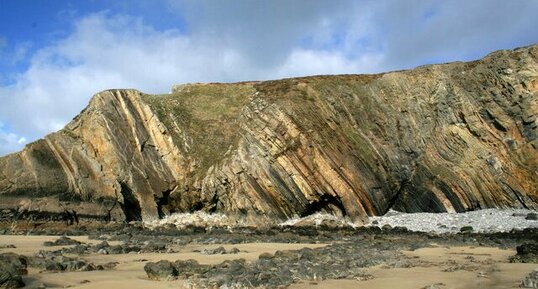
[0,0,537,156]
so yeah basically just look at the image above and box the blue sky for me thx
[1,0,537,156]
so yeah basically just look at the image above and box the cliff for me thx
[1,45,537,223]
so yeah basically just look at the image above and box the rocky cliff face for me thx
[1,45,537,223]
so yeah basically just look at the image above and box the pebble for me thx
[526,213,538,221]
[521,269,538,288]
[368,209,538,234]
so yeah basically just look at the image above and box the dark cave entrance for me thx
[155,189,172,219]
[119,182,142,222]
[301,194,347,217]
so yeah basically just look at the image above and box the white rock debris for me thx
[279,213,359,228]
[144,211,241,229]
[145,209,538,234]
[367,208,538,234]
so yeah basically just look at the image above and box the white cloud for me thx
[0,122,26,156]
[0,11,384,156]
[274,49,383,79]
[1,0,537,156]
[0,14,236,144]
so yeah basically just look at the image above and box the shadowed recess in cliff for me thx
[119,182,142,222]
[301,194,347,218]
[155,189,173,219]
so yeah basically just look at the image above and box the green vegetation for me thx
[142,83,256,176]
[141,75,384,179]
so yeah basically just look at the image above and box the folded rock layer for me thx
[1,45,537,223]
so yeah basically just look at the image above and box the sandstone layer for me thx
[1,45,537,223]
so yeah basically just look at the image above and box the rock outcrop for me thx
[1,45,537,223]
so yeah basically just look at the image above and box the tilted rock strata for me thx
[0,45,537,223]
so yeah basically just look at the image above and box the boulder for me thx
[201,246,227,255]
[512,243,538,263]
[144,260,178,280]
[43,236,82,247]
[460,226,474,233]
[526,213,538,221]
[0,253,27,289]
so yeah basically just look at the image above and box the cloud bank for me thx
[0,0,537,155]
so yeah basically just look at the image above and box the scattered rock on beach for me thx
[144,260,178,281]
[173,259,210,278]
[148,241,398,288]
[527,213,538,221]
[460,226,474,233]
[200,246,240,255]
[511,243,538,263]
[28,250,103,272]
[0,253,28,289]
[43,236,82,247]
[521,269,538,288]
[421,283,446,289]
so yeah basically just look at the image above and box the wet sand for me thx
[1,235,537,289]
[291,246,538,289]
[0,235,326,289]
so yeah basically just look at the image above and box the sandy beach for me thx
[1,234,537,289]
[291,246,537,289]
[1,235,327,289]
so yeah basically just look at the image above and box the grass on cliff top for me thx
[141,83,255,176]
[141,75,384,177]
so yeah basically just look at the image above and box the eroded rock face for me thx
[0,45,537,223]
